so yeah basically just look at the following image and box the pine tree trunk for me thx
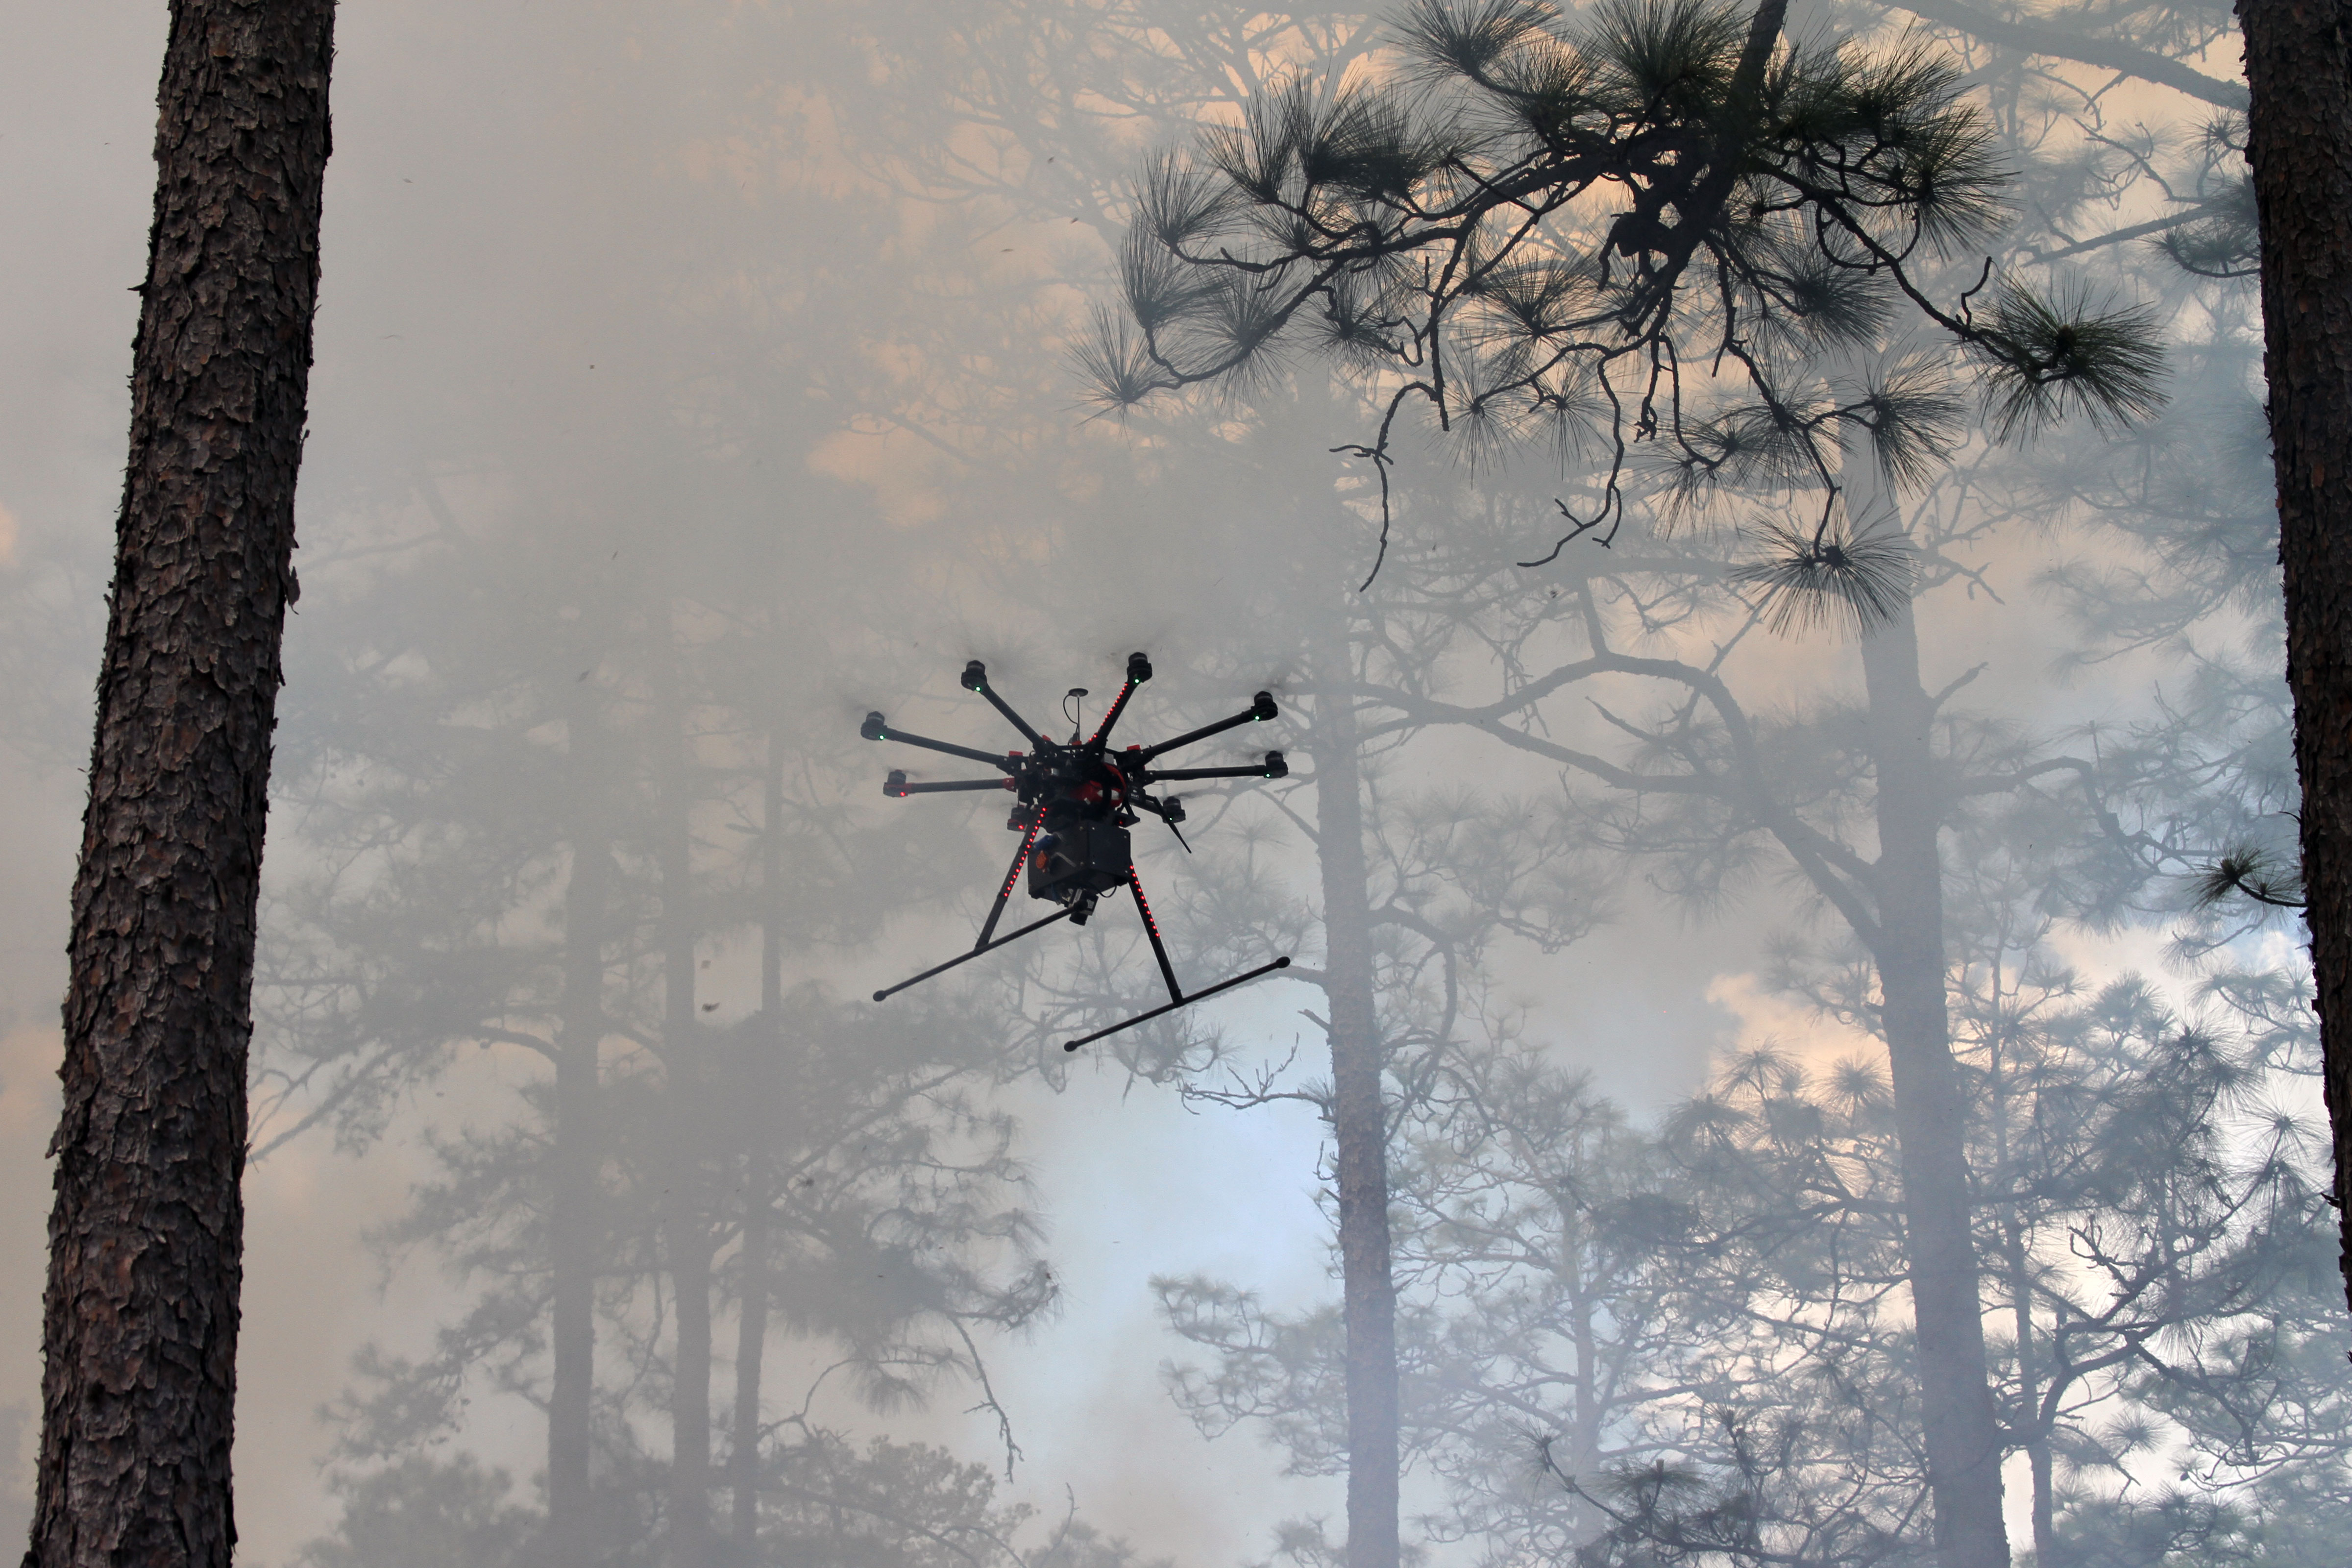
[729,733,785,1559]
[1313,691,1401,1568]
[729,1196,770,1558]
[545,719,610,1561]
[2002,1211,2054,1560]
[2237,0,2352,1315]
[667,1219,715,1568]
[1559,1198,1603,1541]
[1990,1051,2054,1564]
[27,5,333,1565]
[659,644,712,1568]
[1859,605,2009,1568]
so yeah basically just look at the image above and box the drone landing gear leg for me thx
[1062,867,1291,1052]
[873,806,1062,1003]
[976,806,1043,948]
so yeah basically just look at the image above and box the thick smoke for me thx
[0,2,2335,1566]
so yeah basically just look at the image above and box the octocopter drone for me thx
[863,653,1293,1051]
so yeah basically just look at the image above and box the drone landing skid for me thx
[870,906,1075,1004]
[869,865,1293,1053]
[1061,954,1295,1054]
[1056,863,1292,1052]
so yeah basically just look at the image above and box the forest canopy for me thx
[1087,0,2166,600]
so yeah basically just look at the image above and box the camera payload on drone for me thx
[862,652,1291,1050]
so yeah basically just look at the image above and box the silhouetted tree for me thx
[1550,945,2346,1568]
[248,6,1006,1547]
[1157,1041,1715,1565]
[295,1437,1172,1568]
[295,1456,537,1568]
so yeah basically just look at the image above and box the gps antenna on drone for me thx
[862,652,1291,1050]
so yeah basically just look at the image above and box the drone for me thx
[863,652,1292,1052]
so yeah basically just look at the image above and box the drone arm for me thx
[1133,691,1278,763]
[863,712,1015,772]
[872,906,1074,1003]
[1087,652,1154,746]
[1088,678,1140,747]
[885,772,1014,797]
[1138,752,1286,784]
[961,661,1049,749]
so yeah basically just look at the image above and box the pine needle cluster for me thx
[1087,0,2166,604]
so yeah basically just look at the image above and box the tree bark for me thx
[27,4,334,1565]
[1313,691,1401,1568]
[1859,603,2009,1568]
[2237,0,2352,1317]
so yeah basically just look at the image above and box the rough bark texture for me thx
[1314,693,1401,1568]
[2237,0,2352,1316]
[1860,608,2009,1568]
[27,4,333,1566]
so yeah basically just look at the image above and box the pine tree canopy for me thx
[1085,0,2167,605]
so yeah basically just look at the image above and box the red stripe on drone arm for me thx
[1003,821,1041,899]
[1127,864,1184,1003]
[1090,678,1139,746]
[1128,867,1163,936]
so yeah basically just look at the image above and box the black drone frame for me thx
[863,652,1292,1051]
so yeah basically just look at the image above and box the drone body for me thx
[862,653,1291,1050]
